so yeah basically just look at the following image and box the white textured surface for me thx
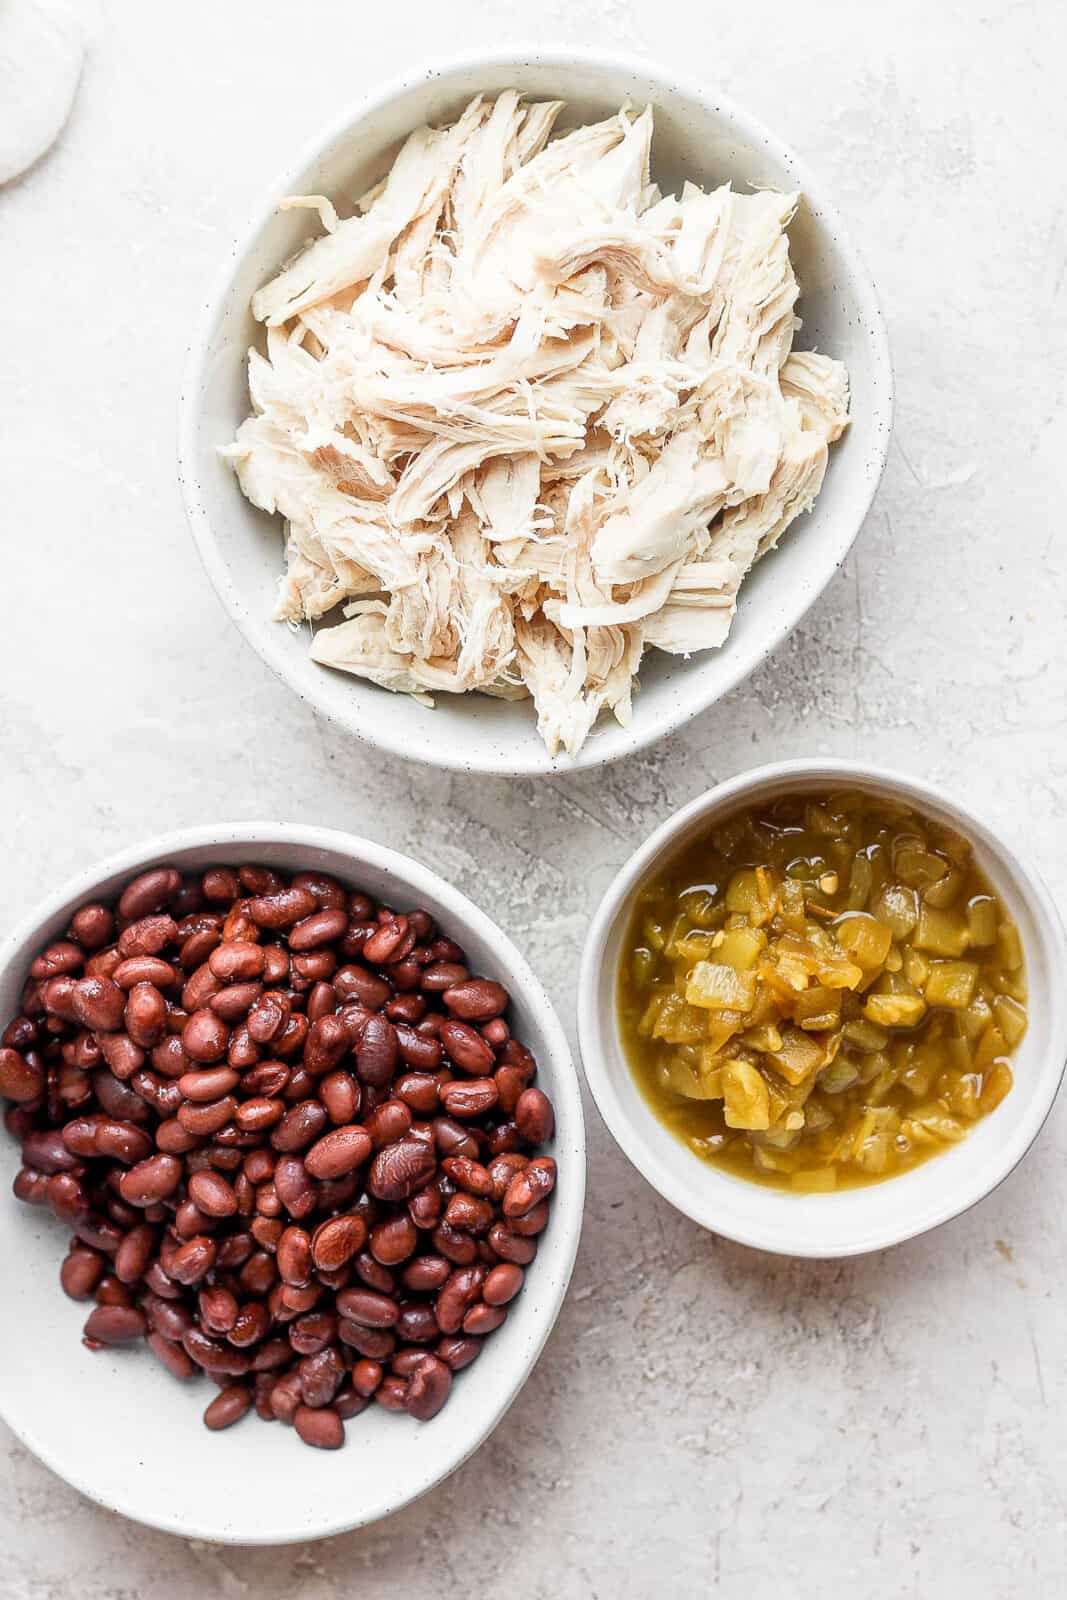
[1,0,1065,1593]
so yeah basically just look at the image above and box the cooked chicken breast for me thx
[225,94,849,757]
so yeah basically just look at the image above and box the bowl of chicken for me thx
[178,49,893,774]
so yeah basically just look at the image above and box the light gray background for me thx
[2,1,1064,1595]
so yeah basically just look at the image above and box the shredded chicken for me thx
[224,94,849,756]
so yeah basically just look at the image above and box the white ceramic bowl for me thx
[579,760,1067,1257]
[0,824,584,1543]
[178,48,893,775]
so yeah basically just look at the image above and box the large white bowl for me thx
[578,761,1067,1257]
[178,49,893,775]
[0,825,584,1543]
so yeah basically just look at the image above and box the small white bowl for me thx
[0,824,584,1543]
[178,48,892,775]
[578,760,1067,1257]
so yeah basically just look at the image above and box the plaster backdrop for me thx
[2,1,1065,1595]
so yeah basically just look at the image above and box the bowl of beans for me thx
[0,825,583,1542]
[579,759,1067,1257]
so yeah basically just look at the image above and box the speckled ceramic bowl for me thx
[579,760,1067,1257]
[178,48,893,775]
[0,824,584,1542]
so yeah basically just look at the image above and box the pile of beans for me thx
[0,863,557,1449]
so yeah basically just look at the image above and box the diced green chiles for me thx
[873,883,918,940]
[914,903,970,958]
[993,994,1028,1048]
[966,895,998,947]
[836,913,893,969]
[686,960,757,1012]
[923,960,979,1010]
[618,791,1026,1194]
[722,1059,770,1129]
[863,990,927,1028]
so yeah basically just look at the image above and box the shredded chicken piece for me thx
[226,94,850,756]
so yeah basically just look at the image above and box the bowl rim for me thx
[176,43,894,777]
[0,821,586,1543]
[577,758,1067,1258]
